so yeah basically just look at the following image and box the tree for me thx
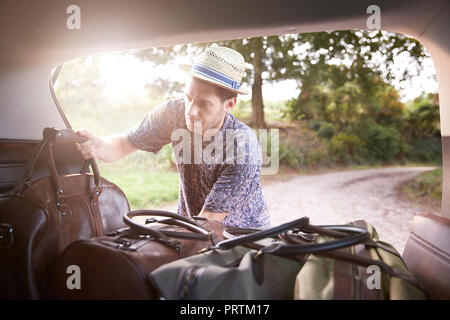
[404,93,440,140]
[272,30,429,119]
[132,44,209,99]
[217,36,298,128]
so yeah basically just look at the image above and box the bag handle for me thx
[46,139,102,199]
[259,225,370,256]
[281,231,425,291]
[199,217,310,253]
[15,127,99,195]
[123,210,213,242]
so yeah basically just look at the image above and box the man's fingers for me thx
[73,128,102,161]
[75,128,101,144]
[80,144,95,156]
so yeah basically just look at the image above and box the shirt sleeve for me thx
[127,99,184,153]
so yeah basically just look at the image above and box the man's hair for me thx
[192,77,238,102]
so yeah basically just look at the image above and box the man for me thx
[75,44,270,229]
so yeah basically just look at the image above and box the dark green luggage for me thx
[149,217,374,299]
[292,220,427,300]
[150,245,304,299]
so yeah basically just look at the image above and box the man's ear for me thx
[225,97,237,112]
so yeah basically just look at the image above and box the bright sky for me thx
[95,48,438,104]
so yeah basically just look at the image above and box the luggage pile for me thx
[0,128,428,300]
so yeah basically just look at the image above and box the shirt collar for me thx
[219,112,232,135]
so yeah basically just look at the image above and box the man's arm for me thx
[74,100,183,162]
[199,128,269,228]
[74,129,138,163]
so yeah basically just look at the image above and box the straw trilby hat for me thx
[186,44,248,95]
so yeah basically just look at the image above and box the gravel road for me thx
[157,166,437,254]
[262,166,438,254]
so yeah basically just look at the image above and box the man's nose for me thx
[187,103,201,119]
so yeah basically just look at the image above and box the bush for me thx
[405,136,442,163]
[405,168,442,200]
[328,133,364,165]
[317,121,335,139]
[357,124,404,162]
[277,124,330,170]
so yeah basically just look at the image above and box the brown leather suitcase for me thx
[403,212,450,299]
[0,128,129,299]
[41,216,225,300]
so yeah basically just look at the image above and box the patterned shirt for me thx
[126,98,271,229]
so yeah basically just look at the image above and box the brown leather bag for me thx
[42,214,226,300]
[403,212,450,299]
[0,128,129,299]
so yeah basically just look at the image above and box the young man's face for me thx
[183,77,236,136]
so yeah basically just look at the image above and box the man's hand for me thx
[74,129,106,161]
[74,129,138,163]
[198,210,229,223]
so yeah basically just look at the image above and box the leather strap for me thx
[283,232,425,291]
[14,139,48,195]
[354,243,383,299]
[90,188,105,236]
[211,217,309,251]
[123,210,212,241]
[261,225,370,255]
[332,246,354,299]
[15,128,100,196]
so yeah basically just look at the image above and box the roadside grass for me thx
[298,161,440,175]
[97,152,179,210]
[395,167,442,214]
[403,167,442,200]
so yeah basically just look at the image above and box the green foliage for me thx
[404,93,440,140]
[405,168,442,200]
[274,30,428,89]
[277,124,330,170]
[308,121,335,139]
[357,124,405,162]
[405,137,442,163]
[329,133,364,165]
[232,100,252,120]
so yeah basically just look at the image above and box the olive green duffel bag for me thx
[149,217,311,300]
[150,245,305,300]
[291,220,427,300]
[149,217,372,300]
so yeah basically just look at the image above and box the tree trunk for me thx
[251,40,266,128]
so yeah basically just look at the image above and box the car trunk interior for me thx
[0,0,448,299]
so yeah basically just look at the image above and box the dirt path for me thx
[262,166,438,254]
[156,166,438,254]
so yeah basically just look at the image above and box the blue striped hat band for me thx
[192,63,240,90]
